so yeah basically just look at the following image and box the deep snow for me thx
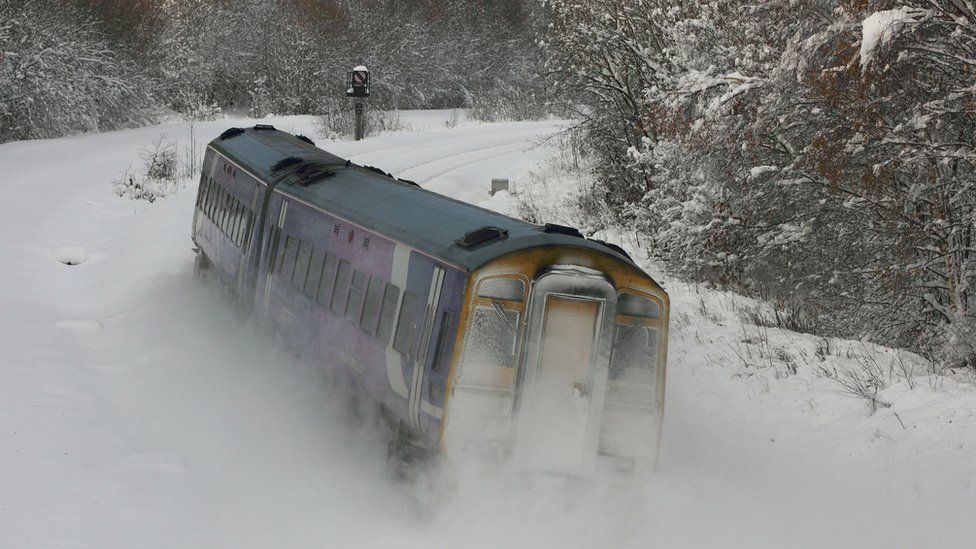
[1,111,974,548]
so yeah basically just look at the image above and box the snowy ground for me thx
[1,111,974,548]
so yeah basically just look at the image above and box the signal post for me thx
[346,65,369,141]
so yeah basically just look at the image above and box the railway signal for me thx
[346,65,369,141]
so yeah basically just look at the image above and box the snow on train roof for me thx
[210,126,637,272]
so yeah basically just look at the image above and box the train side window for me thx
[215,186,225,222]
[227,196,237,236]
[393,291,421,358]
[235,204,247,246]
[220,193,231,234]
[210,185,221,220]
[330,260,353,314]
[292,240,312,291]
[197,178,209,209]
[279,235,298,281]
[205,183,216,218]
[431,310,455,372]
[360,275,385,335]
[376,283,400,344]
[304,247,326,299]
[316,254,339,306]
[211,186,221,225]
[215,189,225,230]
[345,269,368,322]
[238,210,251,247]
[230,202,242,243]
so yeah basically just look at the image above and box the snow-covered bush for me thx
[114,137,184,203]
[0,0,152,143]
[541,0,976,367]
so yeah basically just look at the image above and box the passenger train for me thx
[191,125,669,477]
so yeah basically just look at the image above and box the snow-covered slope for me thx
[1,112,974,548]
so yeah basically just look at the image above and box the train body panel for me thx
[191,126,670,476]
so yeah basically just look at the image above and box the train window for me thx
[235,204,246,246]
[609,323,658,384]
[211,187,221,225]
[215,187,225,222]
[345,270,368,322]
[478,278,525,301]
[360,275,385,335]
[618,293,659,319]
[393,291,421,358]
[196,178,209,209]
[229,197,239,237]
[316,254,339,306]
[230,202,242,243]
[215,190,225,230]
[330,260,353,314]
[376,283,400,344]
[205,183,216,218]
[238,210,251,247]
[304,247,326,299]
[459,306,520,387]
[431,310,455,372]
[220,193,231,234]
[210,185,220,220]
[292,240,312,291]
[279,235,298,281]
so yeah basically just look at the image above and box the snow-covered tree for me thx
[0,0,151,142]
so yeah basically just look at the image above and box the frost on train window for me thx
[460,305,520,387]
[609,323,658,384]
[617,293,659,319]
[478,278,524,301]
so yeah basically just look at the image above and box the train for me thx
[191,124,669,478]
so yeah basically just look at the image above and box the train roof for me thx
[209,125,640,273]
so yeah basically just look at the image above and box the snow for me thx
[51,246,90,266]
[749,165,779,178]
[2,111,975,548]
[861,8,915,69]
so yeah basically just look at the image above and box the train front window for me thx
[457,276,527,391]
[610,293,660,384]
[458,305,520,389]
[610,324,658,383]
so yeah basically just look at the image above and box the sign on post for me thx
[346,65,369,141]
[346,66,369,98]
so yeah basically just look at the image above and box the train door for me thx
[237,185,262,295]
[515,268,616,473]
[408,265,445,433]
[262,199,288,315]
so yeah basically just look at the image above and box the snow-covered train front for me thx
[191,125,669,477]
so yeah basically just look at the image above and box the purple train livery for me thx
[191,125,670,478]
